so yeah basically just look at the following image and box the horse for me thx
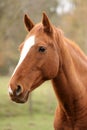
[8,12,87,130]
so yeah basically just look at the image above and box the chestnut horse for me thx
[9,13,87,130]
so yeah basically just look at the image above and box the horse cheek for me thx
[51,60,59,78]
[43,57,59,79]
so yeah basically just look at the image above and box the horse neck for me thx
[52,34,87,118]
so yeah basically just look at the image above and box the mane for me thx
[64,37,87,62]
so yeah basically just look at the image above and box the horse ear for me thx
[42,12,53,34]
[24,14,34,31]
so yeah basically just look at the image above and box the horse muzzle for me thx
[8,85,29,103]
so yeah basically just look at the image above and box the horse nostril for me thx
[15,85,23,96]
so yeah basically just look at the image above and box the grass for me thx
[0,76,57,130]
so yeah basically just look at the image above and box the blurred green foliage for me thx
[0,0,87,75]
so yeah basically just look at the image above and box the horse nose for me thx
[8,86,13,95]
[15,85,23,96]
[9,84,23,96]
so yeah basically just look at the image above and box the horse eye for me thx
[38,46,46,52]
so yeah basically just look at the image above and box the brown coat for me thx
[9,13,87,130]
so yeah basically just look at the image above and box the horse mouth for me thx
[10,91,29,103]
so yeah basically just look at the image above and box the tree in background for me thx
[0,0,87,75]
[56,0,87,53]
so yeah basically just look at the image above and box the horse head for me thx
[9,12,60,103]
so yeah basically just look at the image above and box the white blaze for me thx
[8,35,35,95]
[8,86,13,95]
[12,35,35,76]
